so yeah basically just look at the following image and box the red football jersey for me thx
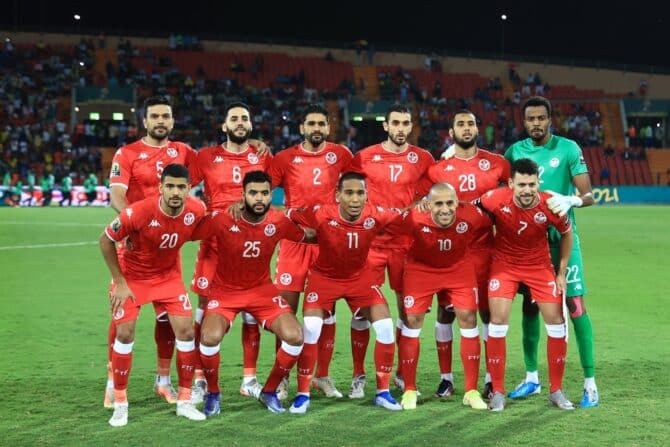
[290,203,400,279]
[104,196,206,280]
[479,188,572,267]
[191,209,305,290]
[269,142,353,207]
[191,145,271,211]
[109,139,197,204]
[387,203,492,268]
[350,143,434,248]
[416,149,510,250]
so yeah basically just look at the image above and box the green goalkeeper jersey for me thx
[505,134,589,236]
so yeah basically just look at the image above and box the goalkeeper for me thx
[504,96,599,408]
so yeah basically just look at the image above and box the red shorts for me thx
[403,261,478,313]
[110,276,192,324]
[274,240,319,292]
[367,246,408,292]
[303,270,387,316]
[488,260,561,304]
[190,237,218,297]
[206,283,292,329]
[435,248,492,312]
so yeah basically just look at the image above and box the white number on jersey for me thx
[159,233,178,248]
[517,220,528,235]
[156,160,164,179]
[389,164,403,182]
[458,174,477,192]
[179,294,192,310]
[438,239,452,251]
[538,166,545,184]
[313,167,322,185]
[232,166,242,183]
[347,232,359,249]
[242,241,261,257]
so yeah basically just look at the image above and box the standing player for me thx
[193,171,309,415]
[415,110,510,399]
[286,172,403,414]
[505,96,598,407]
[106,96,198,407]
[100,164,206,426]
[190,102,272,400]
[269,104,353,398]
[348,104,434,398]
[478,158,574,412]
[391,183,491,411]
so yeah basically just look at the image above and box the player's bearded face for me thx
[451,115,478,149]
[144,105,174,141]
[510,173,540,208]
[384,112,412,147]
[243,182,272,216]
[224,108,253,145]
[337,179,367,220]
[302,114,329,147]
[524,106,551,143]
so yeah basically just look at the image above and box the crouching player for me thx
[100,164,206,426]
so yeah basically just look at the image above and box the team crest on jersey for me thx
[113,308,125,320]
[489,279,500,291]
[550,157,560,168]
[197,277,209,290]
[125,208,133,217]
[403,295,415,309]
[139,153,149,160]
[534,212,547,224]
[456,221,469,233]
[111,162,121,177]
[110,217,122,232]
[325,152,338,164]
[478,159,491,171]
[306,292,319,303]
[407,152,419,164]
[363,217,376,229]
[264,223,276,236]
[248,153,260,165]
[184,212,195,225]
[166,147,178,158]
[207,300,219,309]
[279,273,293,285]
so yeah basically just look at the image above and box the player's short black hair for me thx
[243,170,272,189]
[302,104,329,123]
[450,109,477,128]
[511,158,539,177]
[143,96,172,117]
[385,103,412,122]
[522,96,552,118]
[160,164,190,182]
[225,101,251,119]
[337,171,366,191]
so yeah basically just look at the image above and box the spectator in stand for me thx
[599,166,610,185]
[627,124,637,148]
[604,145,615,157]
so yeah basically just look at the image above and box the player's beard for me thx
[529,127,547,143]
[244,200,270,217]
[228,128,251,145]
[306,132,325,147]
[388,132,407,146]
[454,134,477,149]
[148,126,170,142]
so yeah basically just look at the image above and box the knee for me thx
[405,314,423,329]
[458,311,477,329]
[283,325,304,346]
[200,328,224,346]
[115,325,135,344]
[173,325,194,341]
[567,296,586,318]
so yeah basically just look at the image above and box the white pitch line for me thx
[0,241,97,250]
[0,221,103,227]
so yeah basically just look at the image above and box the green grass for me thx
[0,206,669,446]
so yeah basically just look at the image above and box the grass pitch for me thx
[0,205,669,446]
